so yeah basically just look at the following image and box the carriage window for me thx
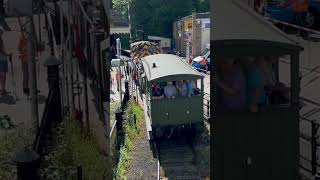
[216,58,247,111]
[216,56,292,112]
[151,79,202,99]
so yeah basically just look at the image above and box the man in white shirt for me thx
[164,81,177,99]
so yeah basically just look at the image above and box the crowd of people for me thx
[0,26,42,97]
[216,56,290,112]
[151,80,201,99]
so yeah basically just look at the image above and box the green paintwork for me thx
[212,39,302,180]
[214,109,298,180]
[150,95,203,126]
[140,53,205,127]
[141,54,203,82]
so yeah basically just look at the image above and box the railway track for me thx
[154,134,202,180]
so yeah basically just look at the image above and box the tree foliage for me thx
[192,0,210,13]
[112,0,130,20]
[112,0,209,39]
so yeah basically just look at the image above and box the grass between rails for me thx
[113,99,144,180]
[40,118,109,179]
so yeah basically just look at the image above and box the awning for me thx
[110,27,130,34]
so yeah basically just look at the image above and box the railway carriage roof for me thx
[142,54,203,81]
[212,0,303,53]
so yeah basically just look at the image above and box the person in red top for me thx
[292,0,309,26]
[200,57,208,70]
[280,0,309,26]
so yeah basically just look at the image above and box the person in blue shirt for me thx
[186,80,194,97]
[245,57,267,112]
[177,80,188,97]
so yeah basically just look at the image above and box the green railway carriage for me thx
[212,0,304,180]
[139,54,205,137]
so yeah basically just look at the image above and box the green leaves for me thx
[40,118,109,179]
[0,128,33,179]
[114,99,144,179]
[112,0,209,39]
[129,0,209,38]
[111,101,121,127]
[113,0,130,21]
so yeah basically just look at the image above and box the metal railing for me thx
[110,82,130,172]
[33,86,55,153]
[299,97,320,179]
[264,16,320,39]
[204,92,210,121]
[110,118,118,168]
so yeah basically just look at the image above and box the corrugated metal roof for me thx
[142,54,203,81]
[212,0,300,46]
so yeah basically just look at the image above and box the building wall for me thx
[201,28,210,54]
[173,13,210,57]
[193,14,202,57]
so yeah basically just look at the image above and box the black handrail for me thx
[33,87,54,152]
[300,114,320,176]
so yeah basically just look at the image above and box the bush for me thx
[0,128,33,179]
[113,99,144,179]
[40,118,109,180]
[110,101,121,128]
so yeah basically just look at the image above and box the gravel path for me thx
[125,118,158,180]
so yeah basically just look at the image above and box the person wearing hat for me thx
[0,26,12,96]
